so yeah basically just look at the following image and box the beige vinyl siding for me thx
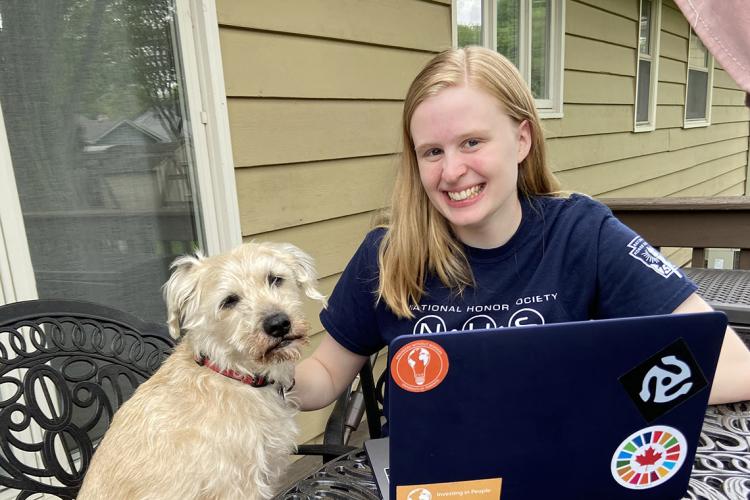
[566,1,637,48]
[228,99,403,167]
[221,30,434,99]
[557,133,748,194]
[564,35,635,77]
[236,155,397,234]
[215,0,451,446]
[551,0,748,201]
[217,0,449,51]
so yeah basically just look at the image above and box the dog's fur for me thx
[78,242,325,500]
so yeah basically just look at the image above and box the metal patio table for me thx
[277,402,750,500]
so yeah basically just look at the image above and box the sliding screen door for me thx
[0,0,206,323]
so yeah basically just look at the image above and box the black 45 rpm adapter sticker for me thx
[619,338,708,422]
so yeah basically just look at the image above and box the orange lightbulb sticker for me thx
[391,340,449,393]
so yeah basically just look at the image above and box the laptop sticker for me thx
[611,425,687,490]
[391,340,449,393]
[619,338,708,422]
[396,478,502,500]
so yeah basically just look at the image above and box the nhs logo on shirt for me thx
[627,236,683,279]
[412,309,546,335]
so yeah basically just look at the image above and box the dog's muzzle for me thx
[263,312,291,338]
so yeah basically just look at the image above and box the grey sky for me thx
[457,0,481,26]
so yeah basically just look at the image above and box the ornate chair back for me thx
[0,300,174,499]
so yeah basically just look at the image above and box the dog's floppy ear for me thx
[275,243,327,306]
[162,253,205,338]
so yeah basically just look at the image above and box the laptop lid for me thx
[384,312,726,500]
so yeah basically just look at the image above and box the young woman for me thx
[294,47,750,419]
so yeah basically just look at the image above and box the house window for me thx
[454,0,565,118]
[684,28,713,127]
[634,0,661,131]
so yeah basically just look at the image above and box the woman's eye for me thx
[220,294,240,309]
[465,138,480,148]
[424,148,442,158]
[268,275,284,287]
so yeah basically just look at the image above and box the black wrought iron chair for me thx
[0,300,174,499]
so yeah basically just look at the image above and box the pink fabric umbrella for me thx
[673,0,750,105]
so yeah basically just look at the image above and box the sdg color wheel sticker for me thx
[611,425,687,490]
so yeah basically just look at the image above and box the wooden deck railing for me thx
[599,196,750,270]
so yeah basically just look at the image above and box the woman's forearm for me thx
[292,334,368,411]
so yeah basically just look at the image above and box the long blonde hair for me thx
[377,47,561,318]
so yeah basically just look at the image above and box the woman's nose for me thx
[441,152,468,183]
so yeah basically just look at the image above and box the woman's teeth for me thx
[447,184,484,201]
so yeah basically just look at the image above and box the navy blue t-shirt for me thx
[321,194,696,355]
[320,195,697,428]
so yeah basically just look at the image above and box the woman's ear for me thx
[517,119,532,164]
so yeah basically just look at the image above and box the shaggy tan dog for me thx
[78,242,325,500]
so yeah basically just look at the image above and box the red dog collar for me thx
[195,355,295,395]
[195,355,273,387]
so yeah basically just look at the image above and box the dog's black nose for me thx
[263,313,291,338]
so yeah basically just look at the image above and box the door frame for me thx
[0,100,37,304]
[176,0,243,255]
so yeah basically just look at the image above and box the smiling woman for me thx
[410,85,530,249]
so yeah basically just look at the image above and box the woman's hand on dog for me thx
[294,335,367,410]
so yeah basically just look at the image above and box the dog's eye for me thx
[220,294,240,309]
[268,274,284,287]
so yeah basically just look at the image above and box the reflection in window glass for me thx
[635,0,659,128]
[688,30,708,69]
[530,0,550,99]
[496,0,520,68]
[457,0,483,47]
[0,1,204,323]
[686,70,708,119]
[636,60,652,123]
[639,0,652,55]
[686,29,710,121]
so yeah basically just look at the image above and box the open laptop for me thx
[365,312,727,500]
